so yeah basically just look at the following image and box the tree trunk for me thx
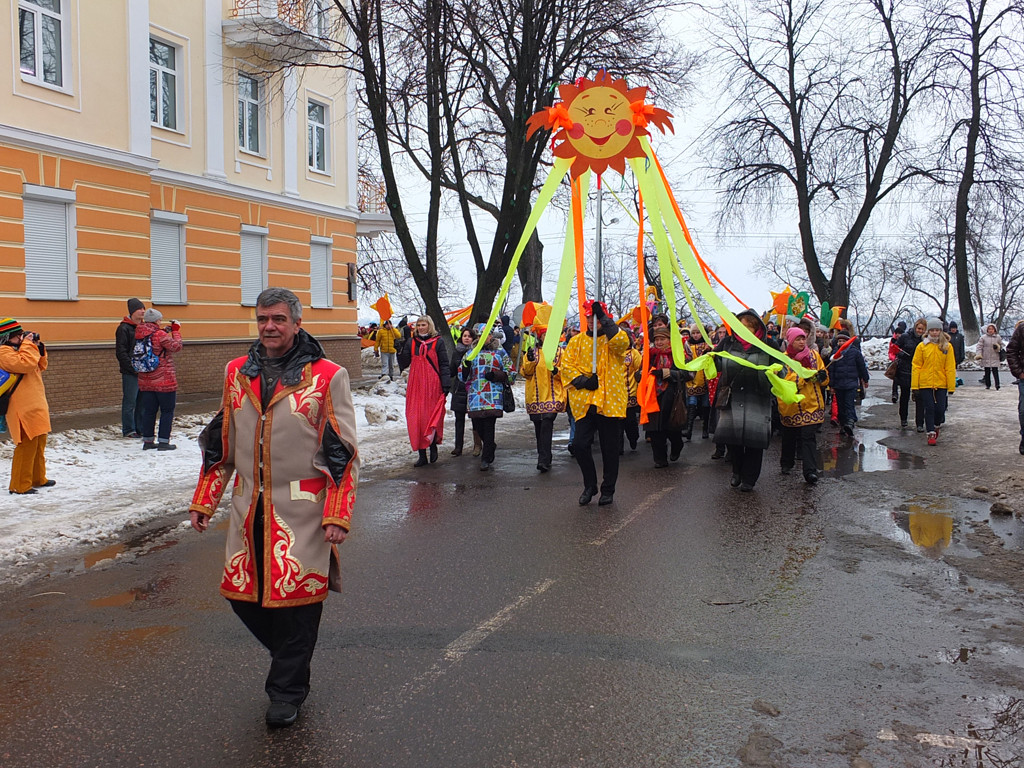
[517,231,544,303]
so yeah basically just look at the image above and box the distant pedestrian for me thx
[912,318,956,446]
[947,322,966,367]
[116,298,145,437]
[135,309,182,450]
[977,324,1004,390]
[777,327,829,484]
[398,315,450,466]
[621,333,642,452]
[888,321,907,402]
[713,310,774,492]
[0,318,54,495]
[459,326,514,471]
[520,326,564,472]
[373,319,401,381]
[683,325,710,441]
[895,319,926,431]
[644,326,689,468]
[449,326,478,457]
[829,331,870,436]
[1005,319,1024,455]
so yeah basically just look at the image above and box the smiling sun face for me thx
[526,71,673,179]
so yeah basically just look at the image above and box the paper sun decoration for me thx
[466,70,819,416]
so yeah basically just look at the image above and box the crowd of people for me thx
[395,306,1024,500]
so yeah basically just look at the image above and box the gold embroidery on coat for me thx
[271,513,328,597]
[289,374,324,429]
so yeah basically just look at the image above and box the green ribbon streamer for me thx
[636,136,817,381]
[681,351,805,404]
[542,171,590,369]
[467,156,574,362]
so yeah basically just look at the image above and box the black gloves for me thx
[591,302,606,320]
[815,370,828,383]
[551,366,559,377]
[652,368,664,380]
[634,370,642,382]
[526,348,536,362]
[573,374,599,390]
[484,370,509,384]
[599,318,619,338]
[461,363,472,379]
[482,370,496,382]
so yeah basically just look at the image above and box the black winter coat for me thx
[894,330,923,381]
[449,342,471,413]
[829,338,869,390]
[948,331,966,366]
[713,327,773,450]
[116,320,138,376]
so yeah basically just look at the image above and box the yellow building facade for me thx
[0,0,391,412]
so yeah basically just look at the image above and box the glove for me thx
[652,368,664,380]
[599,318,619,338]
[483,371,497,382]
[170,321,181,332]
[591,302,606,320]
[526,348,536,362]
[815,370,828,383]
[551,366,559,377]
[461,363,472,380]
[634,370,642,382]
[581,374,599,390]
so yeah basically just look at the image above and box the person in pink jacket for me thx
[135,308,183,450]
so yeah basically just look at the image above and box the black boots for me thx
[414,449,428,467]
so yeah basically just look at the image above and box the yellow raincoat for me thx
[561,328,630,418]
[911,339,957,393]
[776,349,828,427]
[520,347,565,417]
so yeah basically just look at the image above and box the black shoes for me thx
[429,444,438,463]
[738,482,754,492]
[579,487,597,505]
[1019,437,1024,456]
[266,701,299,728]
[711,447,726,460]
[567,444,576,456]
[669,447,682,461]
[780,466,792,475]
[730,474,741,487]
[537,463,550,473]
[142,442,157,450]
[479,460,491,471]
[804,473,819,484]
[40,479,56,487]
[157,443,177,451]
[598,492,614,506]
[654,461,668,468]
[450,448,462,456]
[9,488,37,495]
[413,450,428,467]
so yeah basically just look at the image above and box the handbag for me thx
[884,360,898,380]
[999,347,1007,362]
[668,386,688,430]
[502,383,515,413]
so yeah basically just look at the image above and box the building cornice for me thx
[0,123,160,174]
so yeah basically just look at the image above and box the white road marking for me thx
[589,487,674,547]
[370,578,557,716]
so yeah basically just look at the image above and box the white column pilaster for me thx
[204,0,226,179]
[283,68,299,197]
[127,0,151,157]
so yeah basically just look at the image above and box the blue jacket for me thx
[460,347,514,415]
[829,338,869,390]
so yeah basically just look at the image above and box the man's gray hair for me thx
[256,287,303,322]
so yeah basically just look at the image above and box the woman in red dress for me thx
[398,315,451,466]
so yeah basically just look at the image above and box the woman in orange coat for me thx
[0,317,53,494]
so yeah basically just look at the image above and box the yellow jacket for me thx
[374,327,401,354]
[520,348,565,416]
[911,339,956,392]
[684,342,709,395]
[623,348,642,405]
[561,328,630,418]
[777,349,828,427]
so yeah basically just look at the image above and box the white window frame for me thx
[310,236,333,308]
[150,210,187,305]
[18,0,70,91]
[240,225,268,306]
[307,98,329,174]
[22,184,77,301]
[149,37,179,132]
[238,73,264,156]
[312,0,331,38]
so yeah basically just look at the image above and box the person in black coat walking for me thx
[947,322,966,368]
[895,318,926,430]
[115,298,146,437]
[449,327,478,456]
[829,332,870,435]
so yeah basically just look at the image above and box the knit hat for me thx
[143,308,163,323]
[948,321,958,330]
[652,326,671,340]
[127,298,145,314]
[0,317,22,343]
[926,317,943,332]
[785,327,807,344]
[896,321,907,333]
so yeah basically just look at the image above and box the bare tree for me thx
[896,206,958,318]
[707,0,942,308]
[936,0,1024,342]
[969,192,1024,330]
[356,233,468,315]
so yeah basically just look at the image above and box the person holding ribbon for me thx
[561,301,630,506]
[711,310,775,492]
[777,327,829,484]
[520,325,565,472]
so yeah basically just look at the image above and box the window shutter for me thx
[24,197,71,300]
[240,231,266,306]
[151,220,184,304]
[310,241,331,308]
[347,263,357,302]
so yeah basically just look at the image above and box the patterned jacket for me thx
[777,349,828,427]
[460,345,514,416]
[189,330,359,607]
[521,347,565,418]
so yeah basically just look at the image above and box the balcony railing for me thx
[358,172,388,215]
[225,0,332,59]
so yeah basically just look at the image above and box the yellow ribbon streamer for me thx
[542,171,590,369]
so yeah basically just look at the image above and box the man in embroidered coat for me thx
[189,288,359,728]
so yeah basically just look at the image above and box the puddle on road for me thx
[885,495,1024,562]
[820,428,925,476]
[934,696,1024,767]
[377,480,472,524]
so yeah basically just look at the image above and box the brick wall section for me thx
[40,337,362,415]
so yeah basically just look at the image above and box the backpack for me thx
[0,368,21,417]
[131,334,161,373]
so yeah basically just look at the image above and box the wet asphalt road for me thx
[1,416,1023,768]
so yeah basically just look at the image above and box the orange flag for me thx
[372,294,392,323]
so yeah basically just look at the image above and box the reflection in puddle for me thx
[820,428,925,475]
[937,697,1024,767]
[892,499,955,557]
[84,543,125,569]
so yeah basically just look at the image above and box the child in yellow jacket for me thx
[911,317,957,445]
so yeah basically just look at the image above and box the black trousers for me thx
[647,429,683,465]
[729,445,764,487]
[532,416,554,467]
[780,425,819,478]
[622,406,640,449]
[228,498,324,706]
[982,367,1001,388]
[572,406,623,494]
[897,376,924,426]
[453,410,467,451]
[473,415,498,462]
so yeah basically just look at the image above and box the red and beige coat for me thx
[189,347,359,608]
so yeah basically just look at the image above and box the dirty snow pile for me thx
[860,337,891,370]
[0,362,461,575]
